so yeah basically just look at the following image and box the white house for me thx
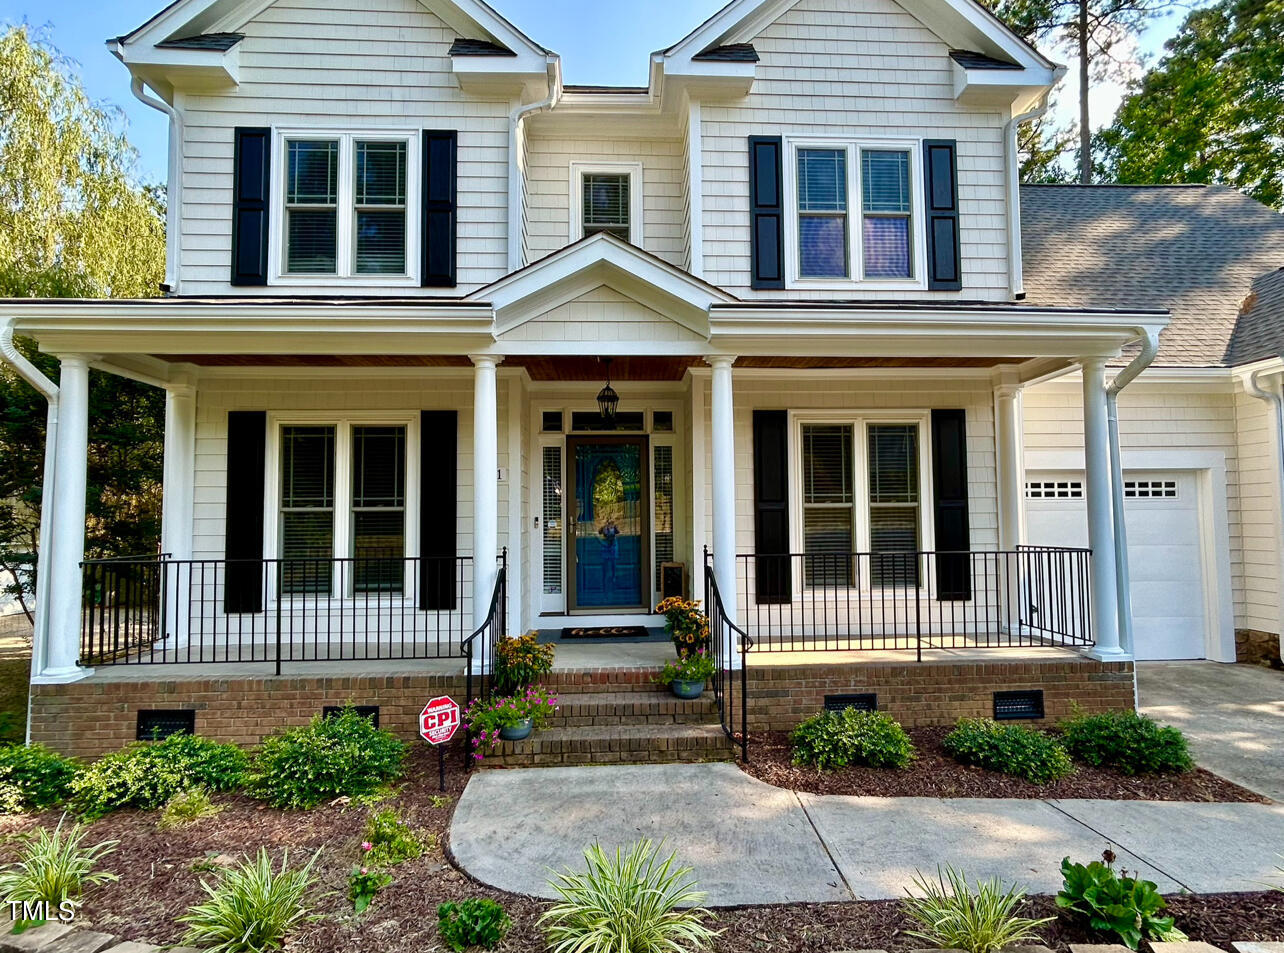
[0,0,1216,757]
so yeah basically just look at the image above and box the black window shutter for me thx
[224,411,267,612]
[421,130,457,288]
[923,139,961,291]
[752,410,791,603]
[231,127,271,287]
[930,409,971,599]
[420,410,457,609]
[748,136,784,290]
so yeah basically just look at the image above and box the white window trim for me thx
[569,161,644,246]
[788,409,935,592]
[262,411,421,602]
[782,136,928,292]
[269,128,421,288]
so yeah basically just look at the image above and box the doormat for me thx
[561,625,650,640]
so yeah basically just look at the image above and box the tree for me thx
[1098,0,1284,209]
[1018,108,1076,182]
[984,0,1172,183]
[0,26,166,624]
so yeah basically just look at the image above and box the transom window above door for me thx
[571,162,642,245]
[277,132,418,283]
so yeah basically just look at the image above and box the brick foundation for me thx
[1235,628,1282,667]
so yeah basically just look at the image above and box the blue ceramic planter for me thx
[670,678,705,700]
[499,717,534,741]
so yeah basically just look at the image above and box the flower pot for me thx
[670,678,705,700]
[499,717,534,741]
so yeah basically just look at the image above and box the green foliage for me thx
[1057,854,1187,949]
[349,865,392,915]
[0,744,78,814]
[159,787,224,829]
[0,816,118,909]
[465,687,560,763]
[362,808,426,866]
[540,840,718,953]
[790,709,917,771]
[1100,0,1284,208]
[245,708,407,810]
[943,719,1074,785]
[901,866,1055,953]
[657,649,716,686]
[493,632,555,694]
[69,733,247,820]
[179,848,320,953]
[437,898,511,951]
[1059,709,1194,775]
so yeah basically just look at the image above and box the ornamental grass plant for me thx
[179,848,320,953]
[0,816,118,911]
[902,865,1054,953]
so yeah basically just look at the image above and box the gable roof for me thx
[1229,268,1284,366]
[1020,184,1284,367]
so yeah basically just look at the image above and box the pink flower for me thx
[359,867,368,875]
[361,841,373,852]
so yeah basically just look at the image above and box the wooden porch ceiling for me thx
[152,354,1016,377]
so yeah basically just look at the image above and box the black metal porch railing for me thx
[80,555,479,674]
[729,546,1092,661]
[462,551,507,768]
[703,554,751,761]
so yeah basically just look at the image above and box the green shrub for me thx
[0,744,79,814]
[69,733,247,820]
[437,898,511,951]
[540,840,718,953]
[789,709,916,770]
[493,632,555,694]
[159,787,223,829]
[1059,709,1194,775]
[1057,853,1186,949]
[245,708,407,810]
[179,848,320,953]
[902,866,1054,953]
[362,808,426,866]
[0,816,118,912]
[943,719,1073,785]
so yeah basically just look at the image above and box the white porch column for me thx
[471,356,501,640]
[161,377,196,643]
[994,380,1022,631]
[39,355,92,682]
[707,355,740,666]
[1081,357,1125,659]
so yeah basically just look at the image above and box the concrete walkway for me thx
[1138,661,1284,802]
[451,763,1284,906]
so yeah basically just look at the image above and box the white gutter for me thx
[1003,97,1049,300]
[129,76,182,293]
[0,319,59,743]
[1105,327,1161,665]
[507,61,563,273]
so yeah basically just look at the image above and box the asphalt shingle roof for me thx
[155,32,243,50]
[1229,268,1284,366]
[448,38,515,56]
[1020,184,1284,366]
[694,43,760,62]
[949,49,1021,69]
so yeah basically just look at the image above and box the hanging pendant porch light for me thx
[597,357,619,426]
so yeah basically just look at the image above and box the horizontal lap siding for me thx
[178,0,510,294]
[700,0,1009,299]
[1233,386,1281,635]
[524,135,686,266]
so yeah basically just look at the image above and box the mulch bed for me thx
[0,743,1279,952]
[740,726,1269,802]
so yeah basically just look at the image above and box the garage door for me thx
[1025,470,1206,660]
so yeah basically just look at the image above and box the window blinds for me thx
[285,141,338,274]
[582,173,630,240]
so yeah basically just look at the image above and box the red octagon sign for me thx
[420,696,460,745]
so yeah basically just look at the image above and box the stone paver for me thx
[1152,945,1233,953]
[40,933,116,953]
[452,762,1284,906]
[1234,944,1284,953]
[98,943,158,953]
[1138,661,1284,802]
[0,924,73,953]
[1069,946,1134,953]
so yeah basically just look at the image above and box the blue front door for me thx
[570,437,647,609]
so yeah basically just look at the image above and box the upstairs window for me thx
[277,132,417,283]
[571,162,642,245]
[861,150,912,279]
[797,149,848,278]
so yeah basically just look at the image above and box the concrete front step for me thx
[548,690,717,727]
[482,722,735,767]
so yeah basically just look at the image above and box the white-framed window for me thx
[783,138,926,290]
[265,413,419,598]
[569,162,643,245]
[792,412,932,588]
[271,130,420,285]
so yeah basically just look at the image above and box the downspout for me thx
[1105,327,1160,691]
[507,62,562,273]
[1243,364,1284,660]
[1003,97,1049,300]
[0,319,59,744]
[129,76,182,294]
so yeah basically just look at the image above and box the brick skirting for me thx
[29,657,1135,759]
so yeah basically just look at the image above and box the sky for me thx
[0,0,1194,184]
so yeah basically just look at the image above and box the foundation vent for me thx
[993,689,1044,721]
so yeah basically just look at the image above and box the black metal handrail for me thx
[734,547,1092,661]
[703,548,752,762]
[462,549,507,769]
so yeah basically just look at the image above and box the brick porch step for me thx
[537,668,668,694]
[547,690,717,727]
[481,723,735,768]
